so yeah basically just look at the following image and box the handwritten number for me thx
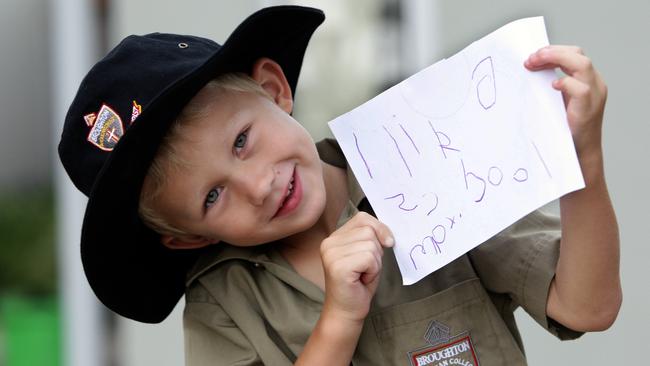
[513,168,529,182]
[426,193,439,216]
[399,123,420,154]
[383,125,413,177]
[353,132,373,179]
[487,166,504,186]
[532,141,552,178]
[385,193,418,211]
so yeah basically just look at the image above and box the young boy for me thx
[58,5,621,366]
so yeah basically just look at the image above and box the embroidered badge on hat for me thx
[408,321,480,366]
[84,113,97,127]
[131,100,142,122]
[86,104,124,151]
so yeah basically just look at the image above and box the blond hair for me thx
[139,73,272,238]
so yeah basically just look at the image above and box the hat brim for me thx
[80,6,324,323]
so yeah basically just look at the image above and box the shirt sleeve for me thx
[468,208,583,340]
[184,284,264,366]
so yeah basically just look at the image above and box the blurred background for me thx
[0,0,647,365]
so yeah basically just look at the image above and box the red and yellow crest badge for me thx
[86,104,124,151]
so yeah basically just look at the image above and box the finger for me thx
[525,46,593,78]
[336,212,395,248]
[324,239,383,266]
[360,265,381,286]
[331,248,382,283]
[375,221,395,248]
[328,225,381,247]
[525,45,585,67]
[552,75,590,99]
[546,45,585,55]
[335,212,375,233]
[353,251,383,285]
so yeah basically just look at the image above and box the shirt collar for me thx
[346,163,365,208]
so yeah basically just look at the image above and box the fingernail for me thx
[385,236,395,247]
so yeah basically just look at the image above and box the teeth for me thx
[286,177,295,197]
[283,176,295,200]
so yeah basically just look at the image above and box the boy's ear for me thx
[251,57,294,114]
[160,234,218,250]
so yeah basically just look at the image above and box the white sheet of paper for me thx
[328,17,585,285]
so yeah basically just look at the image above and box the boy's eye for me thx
[234,130,248,150]
[205,187,222,208]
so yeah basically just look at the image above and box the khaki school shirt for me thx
[183,139,581,366]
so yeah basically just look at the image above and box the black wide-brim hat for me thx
[58,6,324,323]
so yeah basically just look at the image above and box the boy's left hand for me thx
[524,45,607,158]
[526,46,621,332]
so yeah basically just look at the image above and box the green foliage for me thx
[0,187,56,295]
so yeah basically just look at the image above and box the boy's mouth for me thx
[274,168,301,218]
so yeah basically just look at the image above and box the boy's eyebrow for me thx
[227,107,250,129]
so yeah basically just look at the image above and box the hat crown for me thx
[59,33,220,196]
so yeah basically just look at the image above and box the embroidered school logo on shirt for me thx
[408,321,480,366]
[85,104,124,151]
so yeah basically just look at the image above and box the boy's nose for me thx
[233,163,275,206]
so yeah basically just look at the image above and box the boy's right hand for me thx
[320,212,394,324]
[296,214,393,365]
